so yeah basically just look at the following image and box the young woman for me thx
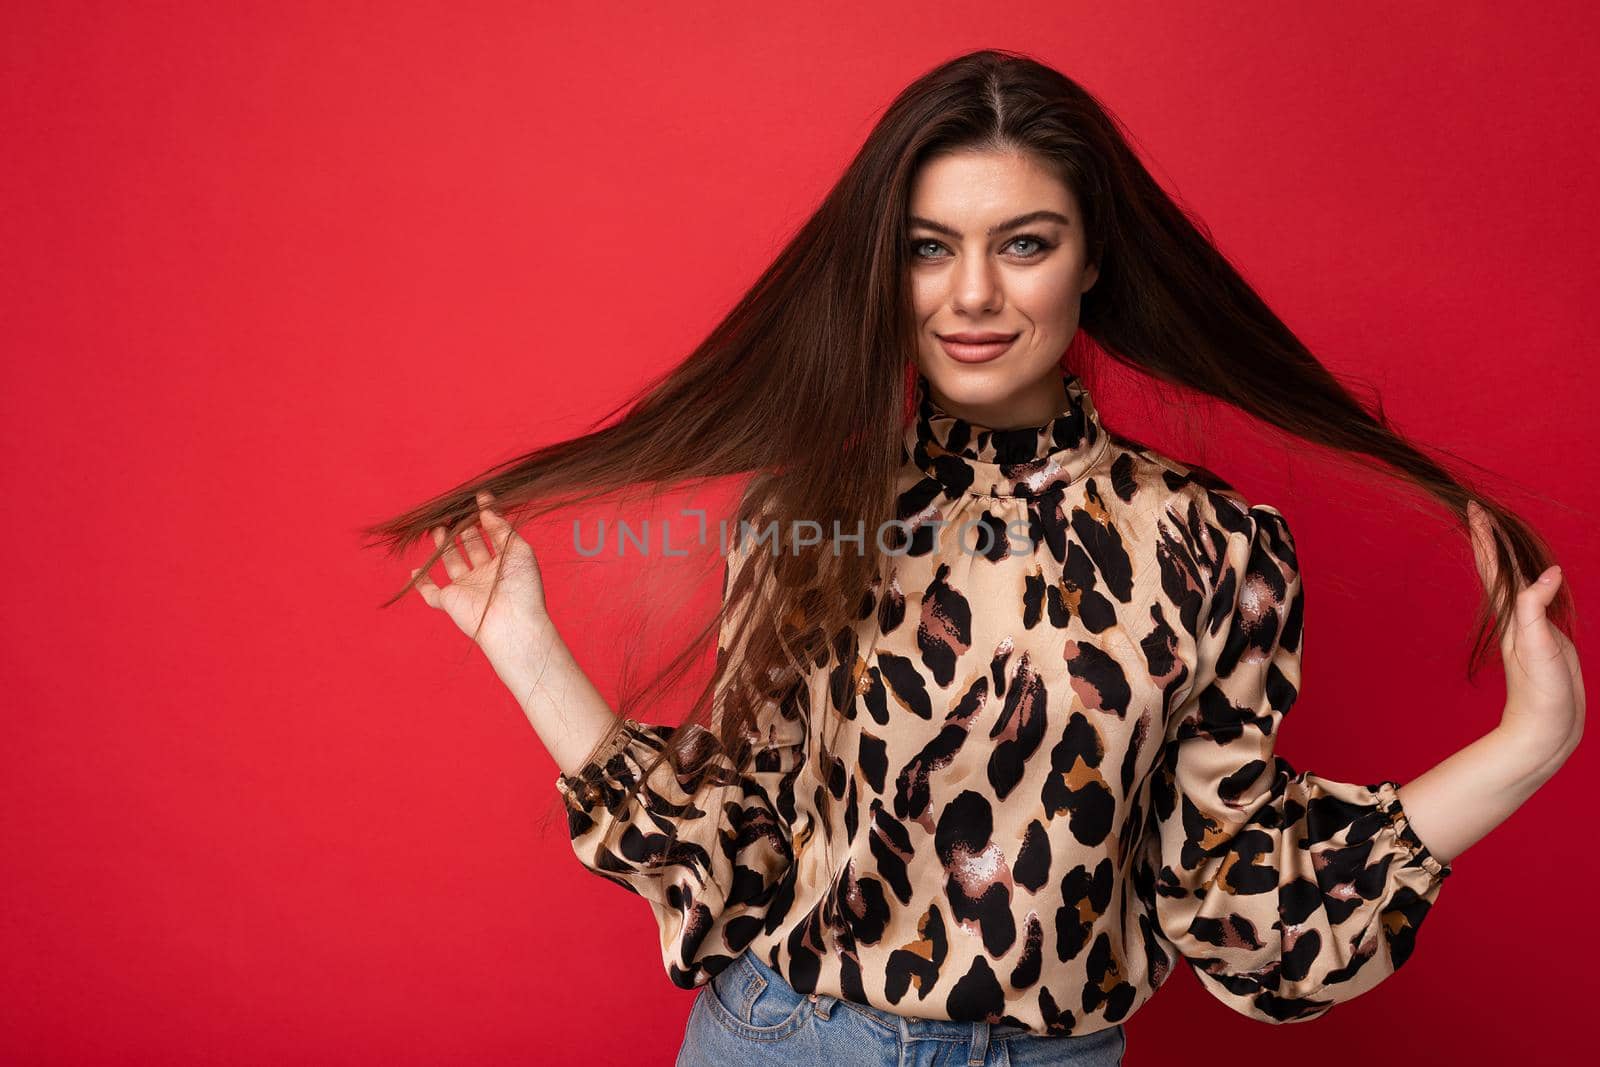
[367,49,1582,1065]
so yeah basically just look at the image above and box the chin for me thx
[923,357,1033,392]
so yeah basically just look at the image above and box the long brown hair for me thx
[361,48,1574,862]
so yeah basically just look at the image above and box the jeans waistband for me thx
[741,948,1046,1045]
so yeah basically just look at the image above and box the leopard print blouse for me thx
[555,365,1452,1036]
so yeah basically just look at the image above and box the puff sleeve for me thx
[1149,499,1452,1024]
[553,539,810,988]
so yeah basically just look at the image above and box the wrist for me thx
[1488,720,1571,789]
[484,613,562,691]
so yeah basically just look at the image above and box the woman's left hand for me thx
[1469,500,1584,778]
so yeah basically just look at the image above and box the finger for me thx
[1557,632,1585,723]
[1507,567,1564,659]
[460,520,491,568]
[410,566,442,609]
[1513,569,1559,626]
[1569,640,1587,720]
[432,525,468,580]
[1466,501,1497,593]
[476,496,515,551]
[1476,507,1517,657]
[476,489,503,527]
[1521,565,1563,619]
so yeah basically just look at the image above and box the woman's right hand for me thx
[411,490,551,664]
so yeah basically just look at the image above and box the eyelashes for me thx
[909,234,1058,261]
[1003,235,1055,258]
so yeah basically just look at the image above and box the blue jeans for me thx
[676,949,1128,1066]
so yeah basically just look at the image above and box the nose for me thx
[949,256,1001,316]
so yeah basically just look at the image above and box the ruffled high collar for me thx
[904,367,1109,499]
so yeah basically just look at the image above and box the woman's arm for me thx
[487,616,620,778]
[1150,500,1452,1024]
[412,488,810,988]
[410,489,618,776]
[1398,499,1583,865]
[1397,720,1574,868]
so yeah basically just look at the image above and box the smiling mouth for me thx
[937,333,1019,363]
[939,332,1019,343]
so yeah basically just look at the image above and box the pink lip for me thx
[937,332,1019,364]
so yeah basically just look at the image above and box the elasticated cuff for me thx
[554,717,648,810]
[1374,778,1453,881]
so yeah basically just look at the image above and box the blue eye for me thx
[1007,234,1055,257]
[908,235,1057,261]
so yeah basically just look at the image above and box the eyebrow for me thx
[906,210,1073,237]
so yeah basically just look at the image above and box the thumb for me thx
[1519,565,1564,622]
[475,489,514,544]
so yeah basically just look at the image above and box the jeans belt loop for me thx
[967,1020,990,1065]
[805,991,835,1020]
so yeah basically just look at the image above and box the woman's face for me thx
[906,147,1098,429]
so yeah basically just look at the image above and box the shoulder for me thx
[1102,430,1259,534]
[1102,431,1299,593]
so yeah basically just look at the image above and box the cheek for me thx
[908,274,941,320]
[1013,271,1084,331]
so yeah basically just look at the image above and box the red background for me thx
[4,2,1595,1063]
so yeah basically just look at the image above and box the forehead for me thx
[907,149,1075,221]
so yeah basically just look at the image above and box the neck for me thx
[904,365,1108,500]
[922,371,1070,431]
